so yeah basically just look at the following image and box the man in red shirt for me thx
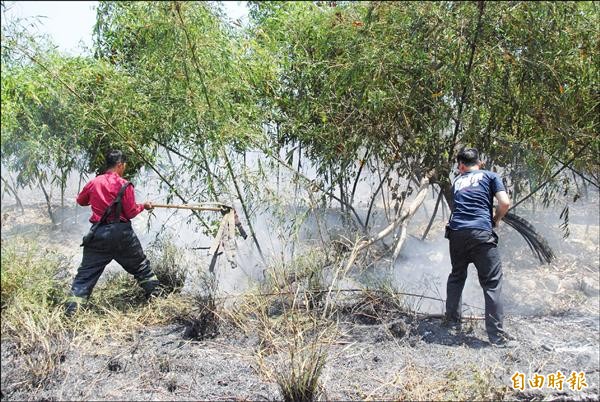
[65,150,161,315]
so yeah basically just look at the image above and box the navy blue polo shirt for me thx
[448,170,505,231]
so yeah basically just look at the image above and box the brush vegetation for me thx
[1,239,337,398]
[0,237,194,390]
[2,227,596,401]
[2,1,597,264]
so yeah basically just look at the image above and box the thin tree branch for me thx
[251,140,366,230]
[447,1,486,160]
[346,171,434,271]
[510,141,594,211]
[421,188,444,240]
[365,165,393,229]
[350,148,370,205]
[0,174,24,213]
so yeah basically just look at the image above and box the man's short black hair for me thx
[456,148,479,167]
[105,150,127,169]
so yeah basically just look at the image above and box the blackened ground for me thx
[1,199,598,401]
[2,308,598,401]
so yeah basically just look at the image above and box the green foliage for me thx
[92,1,272,199]
[250,1,599,204]
[1,54,77,186]
[1,1,597,233]
[1,21,154,196]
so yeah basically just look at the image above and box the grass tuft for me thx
[336,281,409,325]
[1,239,70,389]
[237,251,334,402]
[179,271,220,340]
[0,237,195,394]
[146,235,188,294]
[276,343,327,402]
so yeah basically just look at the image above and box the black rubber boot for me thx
[147,286,166,300]
[139,276,162,300]
[443,315,462,332]
[64,301,78,317]
[64,295,87,317]
[489,332,517,348]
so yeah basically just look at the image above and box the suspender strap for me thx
[100,182,132,224]
[81,182,133,246]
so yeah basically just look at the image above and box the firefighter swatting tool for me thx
[152,203,248,273]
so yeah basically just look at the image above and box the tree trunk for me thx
[346,171,434,270]
[1,175,25,213]
[39,179,56,226]
[349,149,369,206]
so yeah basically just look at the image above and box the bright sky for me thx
[2,1,249,55]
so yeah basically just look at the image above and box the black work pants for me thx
[70,222,158,301]
[446,229,506,342]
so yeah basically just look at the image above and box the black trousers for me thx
[69,222,159,301]
[446,229,506,341]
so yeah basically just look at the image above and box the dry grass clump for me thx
[262,249,328,313]
[0,238,68,310]
[68,265,193,344]
[1,238,71,389]
[146,235,188,294]
[225,249,331,331]
[2,305,70,389]
[276,338,328,402]
[376,363,509,401]
[88,271,147,311]
[225,250,336,401]
[334,281,410,325]
[253,298,333,402]
[0,237,195,394]
[69,290,194,344]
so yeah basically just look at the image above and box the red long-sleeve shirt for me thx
[76,171,144,223]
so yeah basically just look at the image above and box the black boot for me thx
[65,301,78,317]
[64,295,87,317]
[141,278,163,300]
[146,285,165,300]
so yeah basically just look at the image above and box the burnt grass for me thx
[2,302,599,401]
[1,202,599,401]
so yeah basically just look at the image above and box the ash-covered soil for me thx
[2,310,598,401]
[1,197,599,401]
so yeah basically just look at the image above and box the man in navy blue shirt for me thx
[445,148,513,346]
